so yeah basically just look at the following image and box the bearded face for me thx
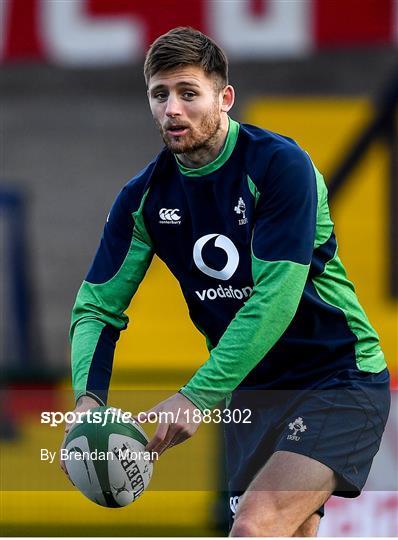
[154,98,222,155]
[148,66,225,158]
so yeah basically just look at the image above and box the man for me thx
[63,27,390,536]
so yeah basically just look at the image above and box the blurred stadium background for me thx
[1,0,397,536]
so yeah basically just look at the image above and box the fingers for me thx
[60,435,68,469]
[145,419,169,453]
[134,411,149,423]
[59,429,68,471]
[59,401,97,485]
[146,422,194,456]
[135,396,202,457]
[59,428,75,485]
[136,409,176,456]
[148,426,177,456]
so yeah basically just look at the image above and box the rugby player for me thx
[62,27,390,537]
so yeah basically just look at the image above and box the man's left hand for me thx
[137,393,201,456]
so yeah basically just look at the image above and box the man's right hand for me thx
[60,395,100,479]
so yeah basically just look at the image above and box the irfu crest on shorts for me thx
[287,417,307,441]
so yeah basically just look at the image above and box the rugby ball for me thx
[64,406,153,507]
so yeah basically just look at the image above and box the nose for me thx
[165,94,182,118]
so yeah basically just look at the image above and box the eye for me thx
[153,92,167,101]
[182,91,196,100]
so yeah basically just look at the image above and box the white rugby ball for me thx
[64,406,153,507]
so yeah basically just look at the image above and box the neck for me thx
[177,114,229,169]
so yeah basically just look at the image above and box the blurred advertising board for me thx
[1,0,397,64]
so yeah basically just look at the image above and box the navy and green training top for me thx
[70,118,386,410]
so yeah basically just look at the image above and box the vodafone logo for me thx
[193,234,239,281]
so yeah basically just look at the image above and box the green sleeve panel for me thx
[70,189,154,403]
[313,249,386,373]
[310,163,386,373]
[180,257,309,411]
[72,319,107,404]
[312,164,334,249]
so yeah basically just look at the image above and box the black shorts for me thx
[224,369,390,527]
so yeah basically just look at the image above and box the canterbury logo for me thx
[193,234,239,281]
[159,208,181,224]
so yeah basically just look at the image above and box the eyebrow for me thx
[149,81,201,93]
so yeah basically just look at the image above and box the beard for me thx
[155,103,222,155]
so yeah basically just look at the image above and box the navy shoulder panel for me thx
[121,155,160,213]
[239,124,317,265]
[86,154,160,284]
[238,122,307,192]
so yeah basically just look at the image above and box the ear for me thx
[221,85,235,113]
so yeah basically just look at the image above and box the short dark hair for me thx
[144,27,228,90]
